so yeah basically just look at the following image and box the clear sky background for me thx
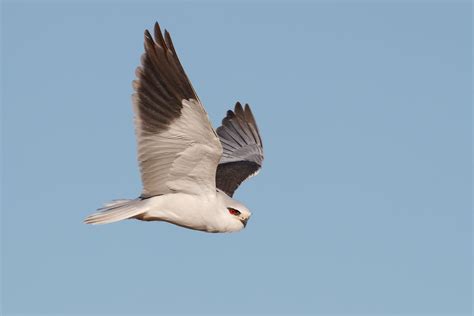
[1,1,472,315]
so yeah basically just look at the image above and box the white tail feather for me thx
[84,199,147,225]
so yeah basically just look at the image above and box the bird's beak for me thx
[240,218,248,227]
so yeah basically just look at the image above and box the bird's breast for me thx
[139,192,226,232]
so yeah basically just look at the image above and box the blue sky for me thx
[2,1,472,315]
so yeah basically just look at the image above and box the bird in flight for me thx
[84,22,264,233]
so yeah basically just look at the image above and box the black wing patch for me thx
[216,102,264,197]
[216,161,261,197]
[133,22,198,134]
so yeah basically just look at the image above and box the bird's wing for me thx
[215,102,264,197]
[133,23,222,198]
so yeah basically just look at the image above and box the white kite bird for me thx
[84,22,264,233]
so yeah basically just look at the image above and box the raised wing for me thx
[133,23,222,198]
[215,102,264,197]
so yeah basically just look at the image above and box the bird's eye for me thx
[228,208,241,216]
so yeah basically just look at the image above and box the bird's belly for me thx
[138,193,223,232]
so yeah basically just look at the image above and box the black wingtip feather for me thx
[154,22,168,52]
[222,110,235,125]
[164,30,174,52]
[243,104,257,127]
[144,29,153,42]
[234,102,245,118]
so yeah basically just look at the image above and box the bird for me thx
[84,22,264,233]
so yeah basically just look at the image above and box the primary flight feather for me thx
[84,22,264,233]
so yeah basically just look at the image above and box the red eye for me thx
[228,208,241,216]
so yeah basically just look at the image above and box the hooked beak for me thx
[240,218,248,227]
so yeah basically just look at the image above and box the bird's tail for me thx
[84,199,147,225]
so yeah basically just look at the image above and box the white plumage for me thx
[84,22,263,233]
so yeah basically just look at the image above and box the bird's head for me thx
[227,205,251,228]
[217,190,252,231]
